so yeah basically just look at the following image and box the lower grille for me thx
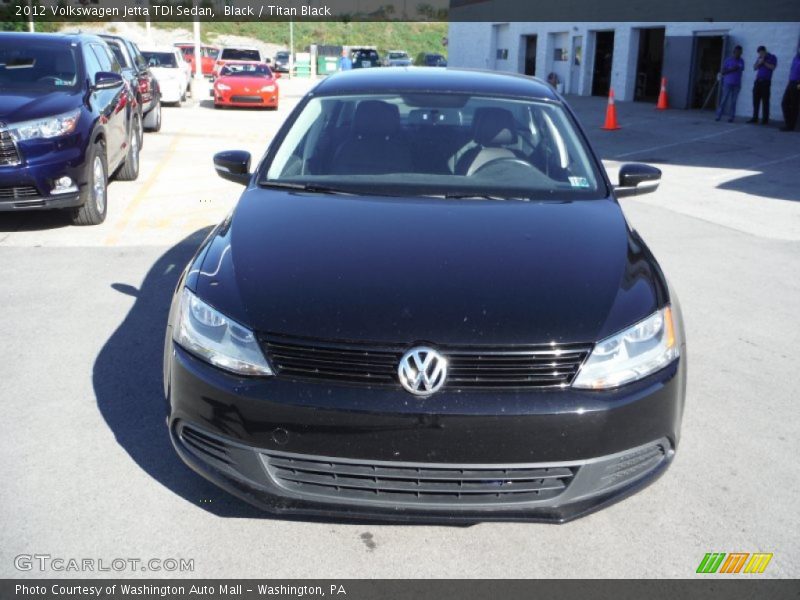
[262,335,592,389]
[0,130,21,166]
[0,186,40,200]
[263,451,577,505]
[179,424,232,466]
[230,95,263,103]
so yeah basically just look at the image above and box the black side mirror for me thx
[614,163,662,198]
[214,150,252,186]
[94,71,124,90]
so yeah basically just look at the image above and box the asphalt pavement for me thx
[1,79,798,578]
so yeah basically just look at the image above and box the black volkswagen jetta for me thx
[164,68,686,523]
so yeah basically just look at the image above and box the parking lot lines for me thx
[103,129,186,247]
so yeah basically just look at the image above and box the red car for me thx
[213,62,280,109]
[175,43,219,77]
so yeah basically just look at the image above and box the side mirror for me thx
[214,150,252,186]
[614,163,661,198]
[273,71,281,79]
[94,71,123,90]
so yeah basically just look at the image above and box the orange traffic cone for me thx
[656,77,669,110]
[602,88,620,130]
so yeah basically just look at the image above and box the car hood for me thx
[150,67,182,79]
[0,91,82,124]
[191,191,666,345]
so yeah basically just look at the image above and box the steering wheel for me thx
[37,76,61,84]
[471,157,539,176]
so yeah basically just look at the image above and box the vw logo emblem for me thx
[397,347,448,397]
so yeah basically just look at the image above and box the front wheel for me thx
[71,142,108,226]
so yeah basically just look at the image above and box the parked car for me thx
[273,50,291,73]
[212,46,263,79]
[350,47,381,68]
[165,68,686,523]
[175,43,219,77]
[415,52,447,67]
[0,32,141,225]
[99,34,162,133]
[213,62,279,110]
[384,50,412,67]
[141,47,190,106]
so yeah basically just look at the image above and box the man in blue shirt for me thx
[716,45,744,122]
[780,44,800,132]
[338,49,353,72]
[748,46,777,124]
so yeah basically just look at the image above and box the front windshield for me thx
[389,52,408,59]
[221,49,260,61]
[263,93,605,199]
[0,41,80,91]
[219,63,271,77]
[142,52,177,68]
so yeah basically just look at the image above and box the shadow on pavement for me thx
[93,227,265,518]
[94,228,461,525]
[0,210,74,232]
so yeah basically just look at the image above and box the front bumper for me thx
[214,92,278,108]
[167,344,685,523]
[0,136,88,211]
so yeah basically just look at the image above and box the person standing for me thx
[780,45,800,132]
[748,46,777,124]
[338,48,352,72]
[716,45,745,122]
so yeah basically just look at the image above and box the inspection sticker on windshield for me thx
[569,176,590,188]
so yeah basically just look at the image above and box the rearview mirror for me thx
[214,150,252,186]
[614,163,661,198]
[94,71,123,90]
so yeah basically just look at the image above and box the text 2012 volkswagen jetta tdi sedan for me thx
[164,69,686,523]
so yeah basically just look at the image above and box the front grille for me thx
[263,451,578,505]
[0,186,40,200]
[230,95,263,103]
[262,335,592,389]
[0,130,21,166]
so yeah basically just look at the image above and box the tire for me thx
[71,141,108,226]
[116,115,141,182]
[143,100,162,132]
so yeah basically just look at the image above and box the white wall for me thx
[448,21,800,118]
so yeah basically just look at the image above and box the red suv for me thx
[175,43,219,77]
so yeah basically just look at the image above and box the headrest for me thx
[353,100,401,136]
[472,107,518,147]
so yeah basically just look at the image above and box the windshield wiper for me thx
[258,181,357,195]
[439,193,529,201]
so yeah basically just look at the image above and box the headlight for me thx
[573,306,679,389]
[174,289,273,376]
[7,109,80,142]
[216,82,231,91]
[261,84,275,92]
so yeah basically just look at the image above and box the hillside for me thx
[155,21,448,60]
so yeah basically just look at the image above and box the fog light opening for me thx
[51,176,78,195]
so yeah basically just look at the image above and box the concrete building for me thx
[448,21,800,119]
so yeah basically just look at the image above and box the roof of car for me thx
[140,47,179,53]
[314,68,558,101]
[0,31,106,45]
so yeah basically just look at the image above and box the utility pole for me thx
[289,19,294,79]
[28,0,35,32]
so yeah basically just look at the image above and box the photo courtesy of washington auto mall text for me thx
[1,0,799,598]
